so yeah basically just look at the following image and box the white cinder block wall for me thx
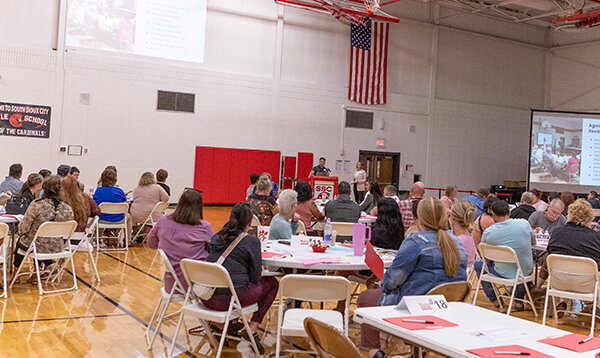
[1,0,585,201]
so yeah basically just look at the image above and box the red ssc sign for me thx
[314,184,334,200]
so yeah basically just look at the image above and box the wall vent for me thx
[345,110,373,129]
[157,90,195,113]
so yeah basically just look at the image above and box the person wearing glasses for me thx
[528,199,566,235]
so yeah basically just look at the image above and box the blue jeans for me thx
[473,259,526,303]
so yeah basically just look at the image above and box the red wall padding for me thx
[296,152,314,183]
[194,146,281,204]
[282,156,297,189]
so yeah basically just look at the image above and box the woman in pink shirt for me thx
[472,196,499,246]
[450,200,477,268]
[147,189,214,292]
[440,185,458,215]
[130,172,170,227]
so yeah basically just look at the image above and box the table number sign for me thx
[397,295,449,315]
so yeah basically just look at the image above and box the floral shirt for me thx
[246,194,277,226]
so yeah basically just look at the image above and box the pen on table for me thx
[579,336,594,344]
[401,319,435,324]
[493,351,530,356]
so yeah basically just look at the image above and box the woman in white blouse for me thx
[352,161,367,203]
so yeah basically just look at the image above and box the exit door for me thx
[359,151,400,191]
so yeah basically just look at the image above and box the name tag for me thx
[397,295,449,315]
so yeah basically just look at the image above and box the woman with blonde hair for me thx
[61,176,100,232]
[130,172,169,231]
[451,200,477,268]
[357,197,467,358]
[440,185,458,215]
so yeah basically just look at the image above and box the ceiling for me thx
[422,0,600,30]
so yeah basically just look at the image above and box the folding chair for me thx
[427,281,471,302]
[0,223,8,298]
[168,259,260,358]
[542,254,599,336]
[295,220,306,234]
[146,249,187,349]
[276,274,351,358]
[70,216,101,281]
[473,243,537,317]
[303,317,362,358]
[330,222,354,237]
[10,221,78,295]
[251,214,260,227]
[132,201,169,243]
[96,202,129,251]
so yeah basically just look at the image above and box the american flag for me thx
[349,18,389,105]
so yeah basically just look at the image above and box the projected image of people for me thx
[67,0,136,52]
[530,116,582,185]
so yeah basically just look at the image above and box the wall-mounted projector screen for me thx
[66,0,207,63]
[529,109,600,193]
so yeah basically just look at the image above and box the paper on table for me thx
[261,252,285,259]
[467,345,553,358]
[466,325,535,342]
[382,315,457,330]
[296,257,338,265]
[539,333,600,353]
[339,244,354,248]
[365,241,384,280]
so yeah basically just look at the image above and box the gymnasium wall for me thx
[0,0,559,200]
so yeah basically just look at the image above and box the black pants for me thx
[353,184,365,204]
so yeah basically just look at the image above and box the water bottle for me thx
[324,218,333,246]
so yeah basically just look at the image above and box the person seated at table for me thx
[156,169,170,196]
[357,197,467,358]
[261,172,279,199]
[203,202,279,354]
[96,165,117,187]
[0,163,24,197]
[371,198,404,250]
[473,200,535,310]
[20,173,43,203]
[588,190,600,209]
[398,182,425,229]
[359,180,383,214]
[450,200,477,268]
[246,173,259,200]
[403,199,422,237]
[535,199,600,292]
[93,168,132,236]
[147,188,214,292]
[324,181,360,223]
[440,185,458,216]
[531,188,548,212]
[130,172,169,235]
[560,192,574,216]
[269,189,300,240]
[246,176,279,226]
[14,176,74,268]
[61,176,100,233]
[294,181,324,236]
[369,185,399,216]
[510,191,536,220]
[472,196,499,246]
[463,188,489,219]
[528,199,566,236]
[38,169,51,179]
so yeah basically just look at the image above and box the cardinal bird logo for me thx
[9,114,22,127]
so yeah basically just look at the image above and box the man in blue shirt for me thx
[473,200,535,310]
[463,188,489,219]
[0,163,24,197]
[308,157,331,177]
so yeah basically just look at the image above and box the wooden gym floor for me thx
[0,206,594,357]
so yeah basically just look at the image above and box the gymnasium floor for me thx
[1,206,594,357]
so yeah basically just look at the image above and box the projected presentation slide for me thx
[66,0,207,63]
[529,110,600,193]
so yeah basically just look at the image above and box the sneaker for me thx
[240,330,265,355]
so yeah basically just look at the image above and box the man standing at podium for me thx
[308,157,331,177]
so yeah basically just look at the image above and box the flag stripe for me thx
[349,19,389,105]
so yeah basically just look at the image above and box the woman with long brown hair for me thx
[61,176,100,232]
[357,197,467,358]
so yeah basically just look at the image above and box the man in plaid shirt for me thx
[398,182,425,228]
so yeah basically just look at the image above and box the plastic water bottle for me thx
[324,218,333,246]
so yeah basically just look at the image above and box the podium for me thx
[308,176,338,200]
